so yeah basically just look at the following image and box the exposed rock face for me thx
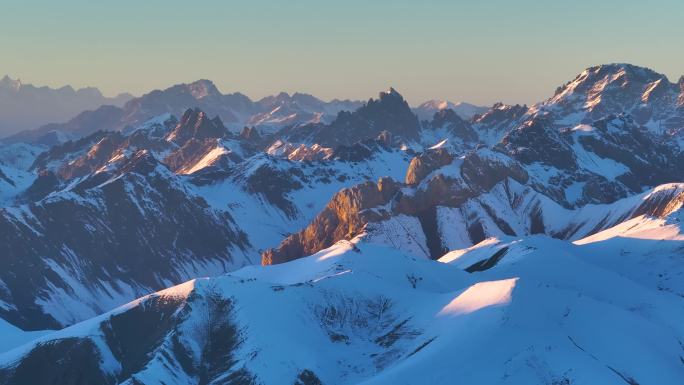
[405,148,454,185]
[262,177,400,265]
[631,184,684,218]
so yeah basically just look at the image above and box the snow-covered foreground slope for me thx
[2,199,683,385]
[0,318,50,354]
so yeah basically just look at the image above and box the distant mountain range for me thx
[0,75,132,137]
[0,63,682,384]
[1,77,488,146]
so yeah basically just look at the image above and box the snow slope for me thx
[2,208,683,384]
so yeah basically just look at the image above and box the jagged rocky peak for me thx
[378,87,403,101]
[239,126,261,141]
[351,87,420,138]
[166,108,227,143]
[274,86,419,148]
[372,87,416,115]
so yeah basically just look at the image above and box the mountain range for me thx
[0,63,682,384]
[0,75,133,138]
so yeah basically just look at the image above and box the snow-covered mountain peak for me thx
[533,63,683,132]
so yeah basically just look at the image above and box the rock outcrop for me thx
[262,177,400,265]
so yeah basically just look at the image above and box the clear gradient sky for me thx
[2,0,682,106]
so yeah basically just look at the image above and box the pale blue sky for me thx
[1,0,682,105]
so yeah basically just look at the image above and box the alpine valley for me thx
[0,63,683,385]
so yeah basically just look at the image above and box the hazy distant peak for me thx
[0,75,22,91]
[414,99,488,121]
[187,79,221,99]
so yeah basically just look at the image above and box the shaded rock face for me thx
[244,162,304,217]
[331,137,392,162]
[240,126,261,142]
[429,109,479,142]
[405,148,454,185]
[262,177,400,265]
[0,168,11,186]
[498,117,575,170]
[460,150,528,192]
[166,108,228,144]
[21,170,60,202]
[278,88,420,148]
[0,152,249,330]
[0,338,110,385]
[579,115,683,189]
[0,289,256,385]
[472,102,528,138]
